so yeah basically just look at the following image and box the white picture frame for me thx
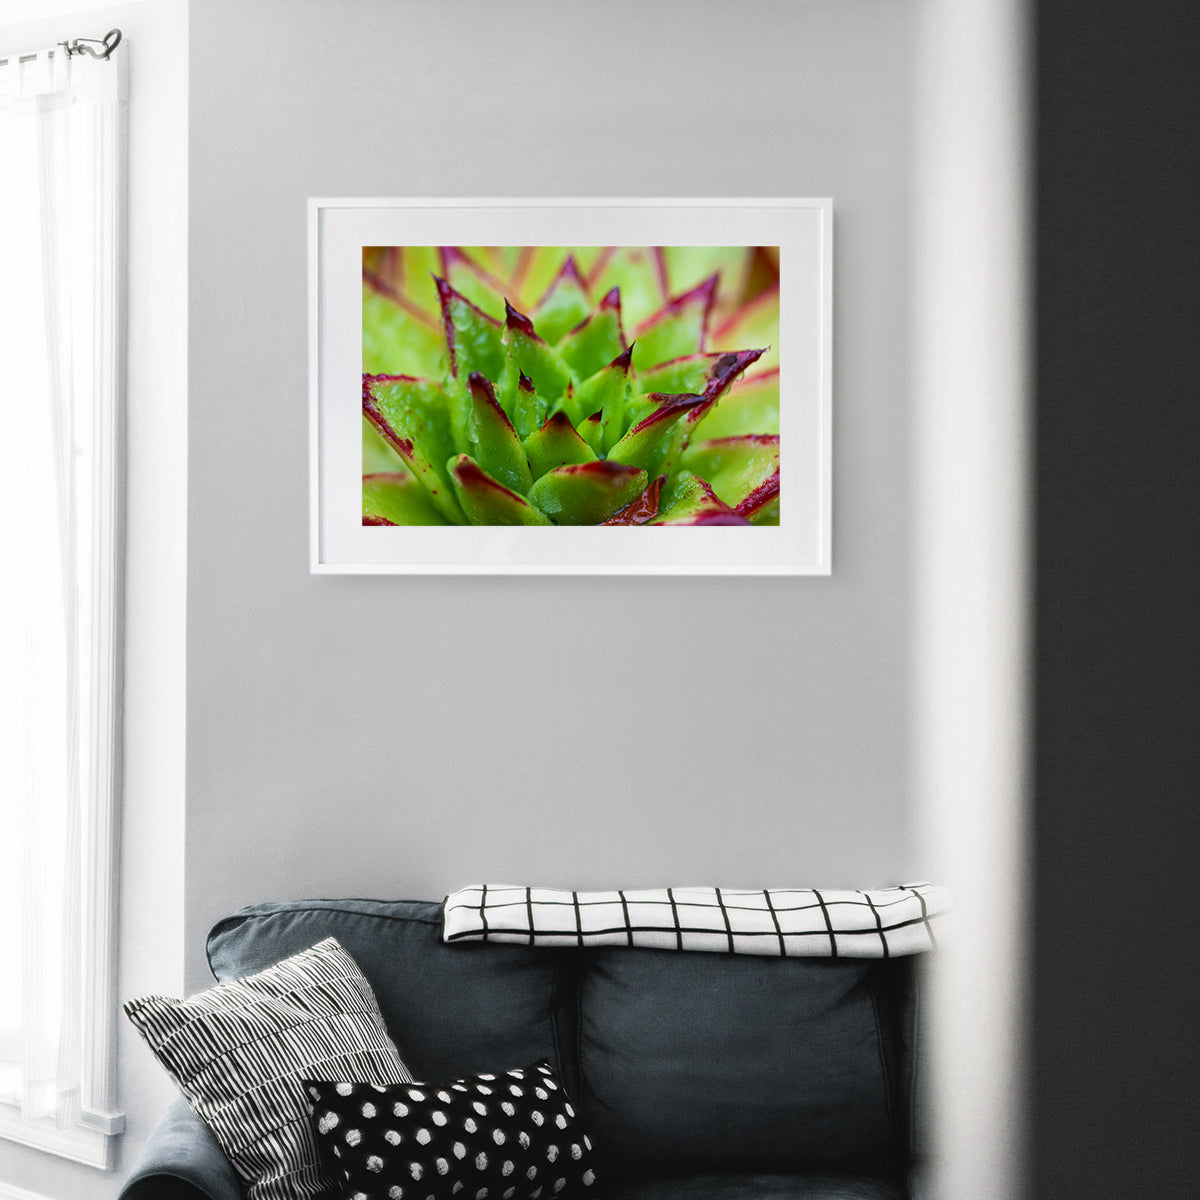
[309,197,832,574]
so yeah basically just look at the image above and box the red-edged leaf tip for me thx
[467,371,494,398]
[468,371,518,434]
[560,255,586,288]
[703,348,768,399]
[505,298,538,338]
[627,392,709,437]
[363,372,421,401]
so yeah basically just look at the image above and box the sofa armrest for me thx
[906,1160,936,1200]
[118,1098,244,1200]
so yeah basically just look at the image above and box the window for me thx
[0,29,126,1168]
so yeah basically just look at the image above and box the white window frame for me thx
[0,31,127,1170]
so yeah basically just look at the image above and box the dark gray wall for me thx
[186,0,920,988]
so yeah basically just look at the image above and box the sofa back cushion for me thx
[576,947,903,1177]
[206,899,578,1098]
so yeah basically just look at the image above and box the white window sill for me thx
[0,1102,124,1170]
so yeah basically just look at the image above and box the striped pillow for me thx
[125,937,412,1200]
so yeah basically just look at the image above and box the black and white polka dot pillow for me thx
[304,1059,598,1200]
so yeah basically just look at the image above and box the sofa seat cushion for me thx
[598,1172,904,1200]
[206,899,578,1097]
[578,948,902,1176]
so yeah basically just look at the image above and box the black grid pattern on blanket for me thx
[124,938,413,1200]
[442,883,949,958]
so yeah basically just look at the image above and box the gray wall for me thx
[186,0,920,989]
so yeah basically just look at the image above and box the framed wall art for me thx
[309,197,831,574]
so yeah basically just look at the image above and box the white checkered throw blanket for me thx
[441,882,949,958]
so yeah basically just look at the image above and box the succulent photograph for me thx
[362,245,780,526]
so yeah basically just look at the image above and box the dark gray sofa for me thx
[119,898,928,1200]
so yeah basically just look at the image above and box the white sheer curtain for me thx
[0,39,122,1130]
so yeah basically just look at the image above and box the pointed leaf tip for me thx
[704,348,767,395]
[451,455,550,526]
[627,392,710,437]
[560,255,586,287]
[524,408,597,478]
[637,272,718,330]
[505,298,538,339]
[606,392,713,479]
[435,276,504,378]
[468,369,512,425]
[467,371,531,492]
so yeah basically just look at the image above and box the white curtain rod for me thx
[0,27,121,69]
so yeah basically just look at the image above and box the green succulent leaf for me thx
[660,246,752,304]
[600,475,666,525]
[532,256,592,344]
[681,434,780,518]
[436,277,505,381]
[363,246,443,316]
[362,471,450,526]
[524,411,598,479]
[637,352,720,396]
[527,460,648,525]
[361,245,782,525]
[362,286,443,376]
[652,470,751,526]
[577,411,605,456]
[711,283,780,375]
[500,302,573,430]
[364,415,403,474]
[498,372,544,445]
[450,455,551,525]
[555,288,626,380]
[466,373,534,495]
[457,245,522,282]
[606,392,712,479]
[573,344,633,453]
[362,375,465,522]
[512,246,573,313]
[638,347,767,403]
[692,369,781,440]
[631,276,717,368]
[438,247,509,322]
[587,247,666,328]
